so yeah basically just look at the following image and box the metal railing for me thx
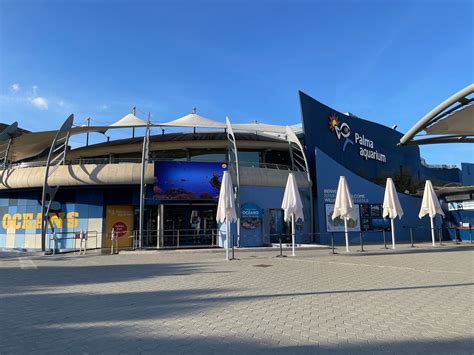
[8,157,296,172]
[45,230,99,254]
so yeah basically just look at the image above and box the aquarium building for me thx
[0,87,472,251]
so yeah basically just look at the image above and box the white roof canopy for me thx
[110,113,148,127]
[161,112,226,128]
[400,84,474,145]
[3,109,300,163]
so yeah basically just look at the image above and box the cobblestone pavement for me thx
[1,243,473,354]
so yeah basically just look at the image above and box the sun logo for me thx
[328,113,340,132]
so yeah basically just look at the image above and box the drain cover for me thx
[253,264,272,268]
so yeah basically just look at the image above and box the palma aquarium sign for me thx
[328,113,387,163]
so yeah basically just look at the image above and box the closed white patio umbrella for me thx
[281,173,304,256]
[382,178,404,249]
[216,171,237,260]
[332,176,356,252]
[419,180,445,246]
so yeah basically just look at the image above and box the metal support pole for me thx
[470,225,472,244]
[410,228,414,247]
[382,229,387,249]
[359,231,364,252]
[438,227,443,246]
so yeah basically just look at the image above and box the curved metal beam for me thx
[226,116,241,247]
[286,126,314,237]
[400,84,474,145]
[41,114,74,251]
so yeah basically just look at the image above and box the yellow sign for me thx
[2,212,79,230]
[105,205,134,249]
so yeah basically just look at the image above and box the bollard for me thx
[438,228,443,246]
[382,229,387,249]
[359,232,365,252]
[410,228,414,247]
[331,232,335,254]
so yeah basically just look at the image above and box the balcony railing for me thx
[7,157,297,171]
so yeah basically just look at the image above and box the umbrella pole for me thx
[391,219,395,249]
[291,214,295,257]
[344,218,349,252]
[430,217,435,246]
[226,220,230,260]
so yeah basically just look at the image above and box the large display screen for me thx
[153,161,228,200]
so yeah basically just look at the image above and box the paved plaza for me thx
[0,243,473,354]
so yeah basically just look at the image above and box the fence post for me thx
[382,229,387,249]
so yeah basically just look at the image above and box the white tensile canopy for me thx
[400,84,474,145]
[161,112,226,129]
[382,178,404,249]
[1,109,297,163]
[281,173,304,256]
[424,103,474,135]
[332,176,356,252]
[419,180,445,246]
[110,113,148,127]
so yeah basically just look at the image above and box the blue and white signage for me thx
[241,203,262,230]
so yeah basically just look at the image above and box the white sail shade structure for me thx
[161,112,226,129]
[281,173,304,256]
[419,180,445,246]
[400,84,474,145]
[382,178,404,249]
[332,176,356,252]
[110,113,148,127]
[216,171,237,260]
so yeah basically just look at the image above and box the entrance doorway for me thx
[162,205,218,247]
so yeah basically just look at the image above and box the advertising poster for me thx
[154,161,228,200]
[240,203,262,230]
[325,203,361,232]
[105,205,134,249]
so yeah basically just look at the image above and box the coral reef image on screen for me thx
[153,162,228,200]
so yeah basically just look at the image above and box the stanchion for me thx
[382,229,387,249]
[230,234,238,261]
[52,232,57,255]
[410,227,414,247]
[276,234,286,258]
[438,227,443,246]
[359,232,365,252]
[331,232,336,254]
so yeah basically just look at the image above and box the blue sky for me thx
[0,0,472,166]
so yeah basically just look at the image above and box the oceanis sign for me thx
[328,113,387,163]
